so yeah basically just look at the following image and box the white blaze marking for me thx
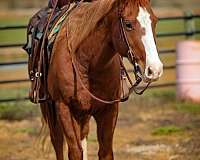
[137,7,163,79]
[81,138,88,160]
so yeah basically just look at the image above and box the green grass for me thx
[176,102,200,114]
[15,127,38,135]
[147,89,200,115]
[152,125,184,136]
[0,101,39,121]
[150,88,176,101]
[0,87,29,99]
[156,19,200,50]
[0,16,29,25]
[156,20,185,33]
[157,18,200,35]
[0,29,26,44]
[0,52,27,62]
[134,88,200,116]
[136,87,176,100]
[125,88,176,109]
[195,19,200,30]
[0,16,29,45]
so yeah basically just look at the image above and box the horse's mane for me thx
[65,0,149,54]
[65,0,116,54]
[135,0,149,7]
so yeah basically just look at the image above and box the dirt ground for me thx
[0,93,200,160]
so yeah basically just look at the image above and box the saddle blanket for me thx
[23,3,77,58]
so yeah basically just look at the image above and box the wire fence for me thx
[0,13,200,103]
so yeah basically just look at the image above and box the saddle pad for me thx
[47,3,78,59]
[48,3,77,41]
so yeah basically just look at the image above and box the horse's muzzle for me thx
[143,63,163,82]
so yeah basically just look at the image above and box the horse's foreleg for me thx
[56,101,83,160]
[94,104,119,160]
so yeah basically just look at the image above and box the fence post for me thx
[184,11,196,39]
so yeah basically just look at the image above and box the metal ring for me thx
[35,72,42,78]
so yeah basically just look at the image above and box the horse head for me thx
[112,0,163,83]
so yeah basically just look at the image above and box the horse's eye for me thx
[124,21,133,31]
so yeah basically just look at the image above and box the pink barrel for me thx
[176,40,200,103]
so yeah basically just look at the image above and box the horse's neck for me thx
[76,21,117,73]
[91,24,116,70]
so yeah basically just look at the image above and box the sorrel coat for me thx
[38,0,163,160]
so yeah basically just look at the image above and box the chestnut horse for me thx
[39,0,163,159]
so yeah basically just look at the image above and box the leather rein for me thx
[69,5,151,104]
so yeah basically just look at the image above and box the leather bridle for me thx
[69,3,151,104]
[119,17,151,95]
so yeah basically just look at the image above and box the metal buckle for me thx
[35,72,42,78]
[29,71,42,81]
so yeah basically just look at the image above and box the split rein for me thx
[70,17,151,104]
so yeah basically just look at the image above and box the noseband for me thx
[119,17,151,95]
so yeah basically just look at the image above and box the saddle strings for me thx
[32,0,59,103]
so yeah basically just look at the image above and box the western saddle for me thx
[23,1,130,104]
[23,2,79,103]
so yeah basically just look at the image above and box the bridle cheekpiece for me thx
[118,4,151,95]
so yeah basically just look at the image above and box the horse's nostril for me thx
[147,67,153,76]
[145,64,163,81]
